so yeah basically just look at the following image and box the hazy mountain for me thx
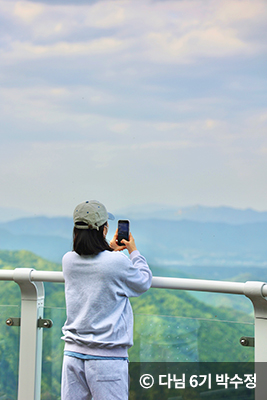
[0,216,73,239]
[0,213,267,268]
[0,227,72,263]
[0,206,34,222]
[129,219,267,267]
[1,204,267,225]
[116,204,267,224]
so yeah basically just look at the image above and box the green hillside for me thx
[0,250,254,399]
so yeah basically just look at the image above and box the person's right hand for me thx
[121,232,137,254]
[109,228,127,252]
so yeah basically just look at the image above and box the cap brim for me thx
[108,212,115,221]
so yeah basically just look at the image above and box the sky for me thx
[1,0,267,217]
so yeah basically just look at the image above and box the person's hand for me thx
[109,229,127,252]
[121,232,137,254]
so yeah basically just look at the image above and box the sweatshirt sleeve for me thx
[122,250,152,297]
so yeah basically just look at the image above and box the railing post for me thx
[13,268,45,400]
[244,281,267,400]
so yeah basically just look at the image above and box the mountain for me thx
[0,216,73,262]
[0,226,71,263]
[0,206,34,222]
[116,204,267,224]
[0,210,267,267]
[131,219,267,267]
[0,216,73,238]
[1,204,267,226]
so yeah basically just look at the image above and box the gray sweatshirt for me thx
[62,249,152,357]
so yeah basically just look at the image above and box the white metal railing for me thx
[0,268,267,400]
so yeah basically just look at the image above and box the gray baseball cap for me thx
[73,200,115,230]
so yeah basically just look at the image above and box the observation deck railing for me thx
[0,268,267,400]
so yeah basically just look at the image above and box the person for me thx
[61,200,152,400]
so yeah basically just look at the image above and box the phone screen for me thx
[118,220,130,246]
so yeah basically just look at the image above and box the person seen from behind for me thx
[61,200,152,400]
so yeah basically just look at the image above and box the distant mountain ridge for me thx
[1,204,267,225]
[0,210,266,268]
[116,204,267,224]
[0,206,34,222]
[0,216,73,239]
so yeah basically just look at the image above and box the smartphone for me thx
[118,220,130,246]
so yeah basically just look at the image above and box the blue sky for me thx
[1,0,267,216]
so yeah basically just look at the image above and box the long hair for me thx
[73,222,113,256]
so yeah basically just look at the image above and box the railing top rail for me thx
[0,268,267,297]
[152,276,246,295]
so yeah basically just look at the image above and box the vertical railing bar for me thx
[13,268,44,400]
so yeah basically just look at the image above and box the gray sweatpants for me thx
[61,355,129,400]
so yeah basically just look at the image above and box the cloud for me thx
[14,1,44,22]
[141,0,267,64]
[145,27,251,64]
[29,0,103,4]
[1,0,266,66]
[2,38,126,64]
[109,122,130,134]
[0,84,116,136]
[1,106,267,214]
[216,0,265,22]
[1,0,267,212]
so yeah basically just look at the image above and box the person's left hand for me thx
[109,229,127,252]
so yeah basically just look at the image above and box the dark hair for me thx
[73,222,113,256]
